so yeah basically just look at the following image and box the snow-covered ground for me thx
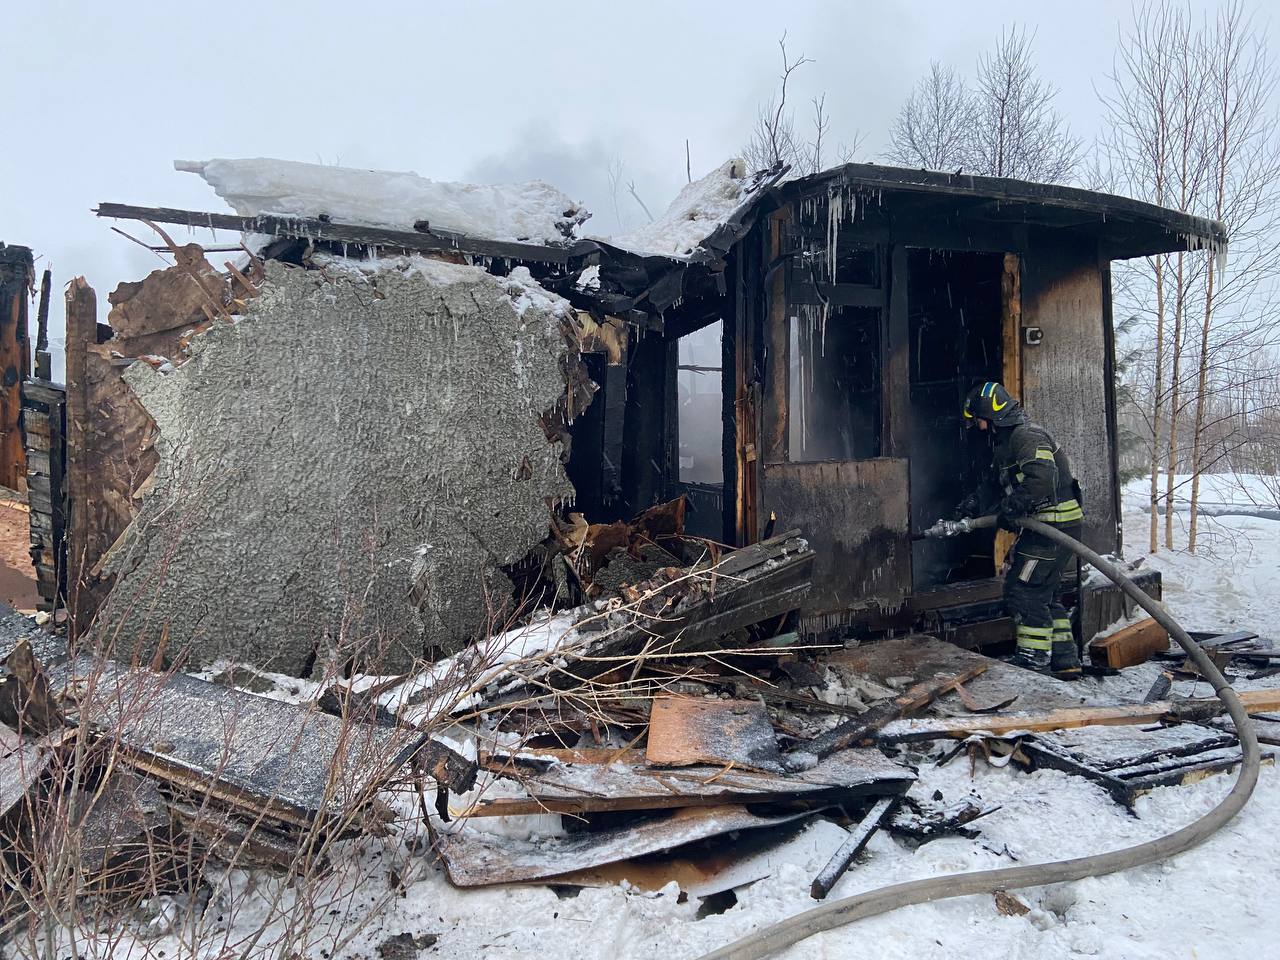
[333,483,1277,959]
[31,481,1280,960]
[1130,472,1280,516]
[1125,476,1280,631]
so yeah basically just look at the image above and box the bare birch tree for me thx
[743,34,812,172]
[888,27,1079,182]
[1161,12,1212,551]
[969,26,1081,182]
[1187,1,1280,552]
[887,61,975,170]
[1099,2,1183,553]
[1103,1,1280,553]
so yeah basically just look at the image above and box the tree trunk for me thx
[1164,250,1187,549]
[1149,257,1167,554]
[1187,259,1216,554]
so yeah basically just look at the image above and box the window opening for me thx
[677,321,723,485]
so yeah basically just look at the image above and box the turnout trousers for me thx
[1003,521,1081,654]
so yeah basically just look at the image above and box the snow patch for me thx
[608,158,755,259]
[177,157,591,244]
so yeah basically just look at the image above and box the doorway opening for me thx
[907,249,1006,590]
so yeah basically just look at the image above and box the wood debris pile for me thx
[4,510,1278,931]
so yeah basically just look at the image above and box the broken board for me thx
[545,817,851,897]
[825,634,1087,716]
[878,689,1280,742]
[1088,617,1170,669]
[1021,722,1270,803]
[469,747,914,817]
[435,804,813,887]
[49,657,426,829]
[645,696,783,772]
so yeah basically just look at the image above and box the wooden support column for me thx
[762,213,790,465]
[996,253,1023,570]
[884,245,910,459]
[0,244,33,492]
[737,211,788,544]
[34,268,52,382]
[1001,253,1023,397]
[64,277,96,635]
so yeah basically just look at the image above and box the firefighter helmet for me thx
[964,381,1027,427]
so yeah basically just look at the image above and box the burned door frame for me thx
[754,199,912,625]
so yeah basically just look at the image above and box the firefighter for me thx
[955,382,1083,678]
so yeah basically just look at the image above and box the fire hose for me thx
[695,514,1260,960]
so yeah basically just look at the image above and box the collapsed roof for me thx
[97,156,1230,330]
[177,157,591,245]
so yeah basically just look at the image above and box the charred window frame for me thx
[675,321,724,487]
[779,218,889,464]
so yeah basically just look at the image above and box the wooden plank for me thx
[95,202,596,266]
[762,209,790,465]
[1195,630,1259,649]
[645,696,783,772]
[47,656,426,830]
[1088,617,1169,668]
[884,245,910,459]
[880,689,1280,742]
[762,458,912,620]
[810,796,896,900]
[1020,239,1116,554]
[0,244,32,491]
[63,278,96,632]
[437,804,812,888]
[805,662,988,759]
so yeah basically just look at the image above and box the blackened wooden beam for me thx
[95,202,599,266]
[810,796,897,900]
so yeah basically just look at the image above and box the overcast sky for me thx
[1,0,1268,332]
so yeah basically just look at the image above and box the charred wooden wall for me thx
[21,379,65,609]
[0,244,32,492]
[731,188,1122,629]
[63,279,162,636]
[1021,234,1119,554]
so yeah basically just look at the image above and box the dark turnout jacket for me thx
[992,422,1083,524]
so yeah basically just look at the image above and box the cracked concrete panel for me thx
[93,258,574,674]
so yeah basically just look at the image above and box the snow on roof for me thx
[175,157,591,245]
[607,158,755,259]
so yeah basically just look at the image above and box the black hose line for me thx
[695,515,1260,960]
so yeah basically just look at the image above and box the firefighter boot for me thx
[1008,645,1052,673]
[1050,614,1082,680]
[1008,623,1054,673]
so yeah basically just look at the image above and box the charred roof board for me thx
[94,202,600,267]
[775,163,1227,261]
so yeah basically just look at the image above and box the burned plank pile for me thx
[348,524,1030,899]
[0,611,471,936]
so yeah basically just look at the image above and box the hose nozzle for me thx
[918,517,976,539]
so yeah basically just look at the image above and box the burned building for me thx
[23,157,1224,670]
[567,161,1226,643]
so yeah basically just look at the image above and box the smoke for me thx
[464,125,686,238]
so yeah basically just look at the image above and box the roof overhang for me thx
[777,163,1228,261]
